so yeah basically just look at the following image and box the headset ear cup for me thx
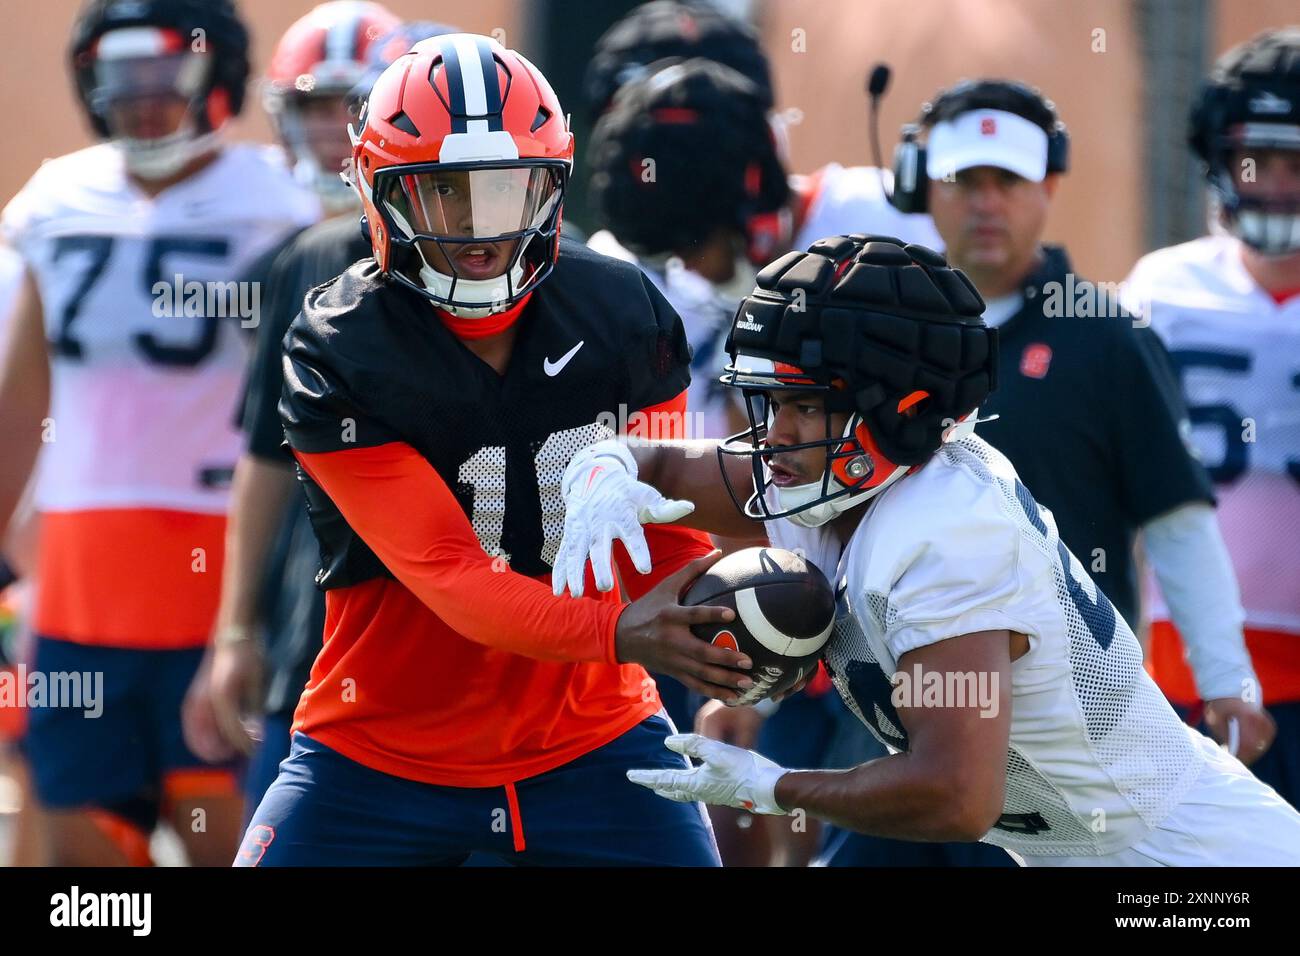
[1046,125,1070,174]
[890,135,928,214]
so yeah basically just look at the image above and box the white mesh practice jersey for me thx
[792,164,944,254]
[768,436,1209,857]
[1123,236,1300,635]
[1,143,320,514]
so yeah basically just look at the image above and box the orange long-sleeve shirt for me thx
[290,391,713,786]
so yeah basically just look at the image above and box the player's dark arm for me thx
[772,630,1016,842]
[632,439,766,541]
[213,455,295,640]
[213,248,304,644]
[0,266,49,551]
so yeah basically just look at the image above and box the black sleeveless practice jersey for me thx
[280,238,694,585]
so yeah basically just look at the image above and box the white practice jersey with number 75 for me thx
[2,142,319,515]
[1,141,319,648]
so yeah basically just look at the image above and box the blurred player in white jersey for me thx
[0,0,317,865]
[556,234,1300,865]
[1123,28,1300,805]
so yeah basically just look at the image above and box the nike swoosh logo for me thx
[543,340,584,376]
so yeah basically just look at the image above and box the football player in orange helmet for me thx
[237,34,746,866]
[262,2,401,212]
[349,34,573,319]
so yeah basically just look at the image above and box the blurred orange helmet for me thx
[350,33,574,317]
[264,2,401,208]
[265,2,400,96]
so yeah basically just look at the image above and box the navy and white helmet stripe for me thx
[439,34,505,133]
[323,2,368,64]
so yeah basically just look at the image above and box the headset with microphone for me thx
[867,72,1070,214]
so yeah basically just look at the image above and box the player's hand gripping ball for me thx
[681,547,834,705]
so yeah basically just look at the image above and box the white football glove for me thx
[551,439,696,597]
[626,733,789,815]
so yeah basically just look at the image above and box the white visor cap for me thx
[926,108,1050,183]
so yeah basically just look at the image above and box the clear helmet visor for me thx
[1214,134,1300,255]
[90,51,217,178]
[92,52,210,120]
[379,164,563,244]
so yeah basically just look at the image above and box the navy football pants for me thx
[236,713,721,866]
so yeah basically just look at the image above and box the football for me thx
[682,547,837,705]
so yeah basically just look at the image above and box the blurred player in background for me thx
[557,233,1300,866]
[182,8,443,826]
[0,0,317,865]
[585,1,941,280]
[1124,28,1300,806]
[588,59,781,447]
[262,2,401,215]
[236,33,751,866]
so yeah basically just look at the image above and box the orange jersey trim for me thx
[1147,620,1300,706]
[162,767,240,807]
[34,509,225,648]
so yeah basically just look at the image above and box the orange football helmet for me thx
[349,33,574,317]
[263,2,401,209]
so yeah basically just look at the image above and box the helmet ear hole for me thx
[896,389,930,417]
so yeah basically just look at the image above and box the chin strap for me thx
[434,291,533,340]
[415,246,529,318]
[119,124,222,180]
[776,467,903,528]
